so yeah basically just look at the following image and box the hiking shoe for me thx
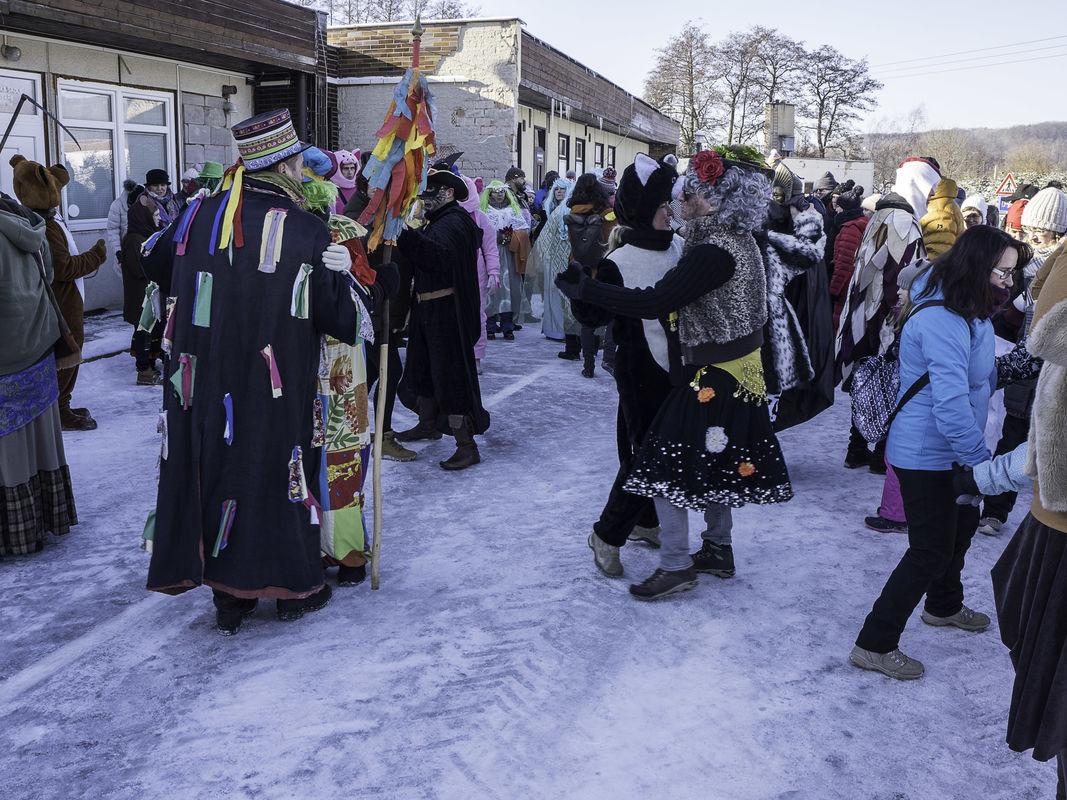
[849,645,924,680]
[865,515,908,534]
[337,564,367,586]
[629,567,698,600]
[869,460,888,476]
[588,533,623,578]
[503,330,515,340]
[628,525,662,548]
[921,605,990,632]
[557,351,580,361]
[137,367,163,385]
[977,517,1003,537]
[380,431,416,462]
[216,599,258,636]
[581,366,594,378]
[60,409,98,431]
[691,540,735,577]
[487,332,496,340]
[276,584,333,622]
[601,361,615,377]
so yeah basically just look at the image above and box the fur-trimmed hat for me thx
[614,153,678,230]
[1021,187,1067,233]
[9,154,68,211]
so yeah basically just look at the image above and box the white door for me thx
[0,69,46,198]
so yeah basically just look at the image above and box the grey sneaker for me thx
[629,567,698,600]
[921,605,991,632]
[627,525,662,548]
[588,533,623,578]
[977,516,1003,536]
[849,645,925,680]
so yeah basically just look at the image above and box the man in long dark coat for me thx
[394,169,489,470]
[142,109,362,634]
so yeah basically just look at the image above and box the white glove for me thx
[321,243,352,273]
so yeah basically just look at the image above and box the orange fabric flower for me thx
[697,387,716,403]
[738,461,755,477]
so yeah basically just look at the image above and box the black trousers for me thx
[983,413,1030,523]
[580,326,600,370]
[365,335,402,433]
[1058,752,1065,800]
[593,407,659,547]
[856,467,980,653]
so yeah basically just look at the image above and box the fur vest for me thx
[677,217,767,348]
[1024,246,1067,530]
[759,206,826,392]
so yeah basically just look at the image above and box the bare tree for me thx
[797,45,882,158]
[309,0,478,23]
[643,22,721,155]
[714,28,771,146]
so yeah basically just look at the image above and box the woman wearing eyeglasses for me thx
[851,226,1033,680]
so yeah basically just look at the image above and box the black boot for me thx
[395,396,442,442]
[558,334,581,361]
[844,425,870,469]
[276,583,333,621]
[337,564,367,586]
[869,438,887,475]
[440,414,480,470]
[213,590,258,636]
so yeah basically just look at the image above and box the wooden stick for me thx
[370,244,392,590]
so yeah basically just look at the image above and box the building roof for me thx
[0,0,321,72]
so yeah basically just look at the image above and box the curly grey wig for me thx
[683,164,771,233]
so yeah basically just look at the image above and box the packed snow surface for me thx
[0,312,1055,799]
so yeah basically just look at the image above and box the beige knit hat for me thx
[1021,187,1067,233]
[861,193,881,213]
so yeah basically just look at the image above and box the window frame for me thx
[56,78,176,231]
[557,133,569,176]
[574,138,585,176]
[606,145,616,169]
[593,143,604,169]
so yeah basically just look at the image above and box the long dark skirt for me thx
[992,512,1067,762]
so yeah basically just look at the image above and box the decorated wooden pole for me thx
[366,13,433,590]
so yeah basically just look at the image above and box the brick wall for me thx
[328,23,463,78]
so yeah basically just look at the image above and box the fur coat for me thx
[1024,245,1067,530]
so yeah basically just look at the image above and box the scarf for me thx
[619,226,674,251]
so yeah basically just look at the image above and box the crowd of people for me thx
[1,106,1066,795]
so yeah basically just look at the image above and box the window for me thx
[594,143,604,169]
[516,122,523,176]
[606,146,616,169]
[557,133,569,176]
[534,126,546,189]
[574,139,585,176]
[57,79,175,229]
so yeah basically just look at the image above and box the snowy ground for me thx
[0,312,1055,800]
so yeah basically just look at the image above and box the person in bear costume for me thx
[10,155,106,430]
[570,153,682,578]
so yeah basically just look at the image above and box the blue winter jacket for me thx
[886,271,995,470]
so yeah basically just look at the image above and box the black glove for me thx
[555,261,584,299]
[951,462,982,506]
[374,261,400,298]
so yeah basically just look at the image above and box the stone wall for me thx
[335,20,521,181]
[181,92,240,168]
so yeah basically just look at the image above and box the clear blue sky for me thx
[473,0,1064,131]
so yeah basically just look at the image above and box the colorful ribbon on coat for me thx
[260,344,283,398]
[137,281,160,332]
[291,263,313,319]
[174,195,204,257]
[259,209,287,273]
[223,393,234,445]
[169,353,197,410]
[192,272,213,327]
[212,499,237,557]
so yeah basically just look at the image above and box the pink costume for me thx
[331,149,361,214]
[459,174,500,360]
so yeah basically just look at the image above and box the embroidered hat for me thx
[231,109,311,171]
[1021,187,1067,233]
